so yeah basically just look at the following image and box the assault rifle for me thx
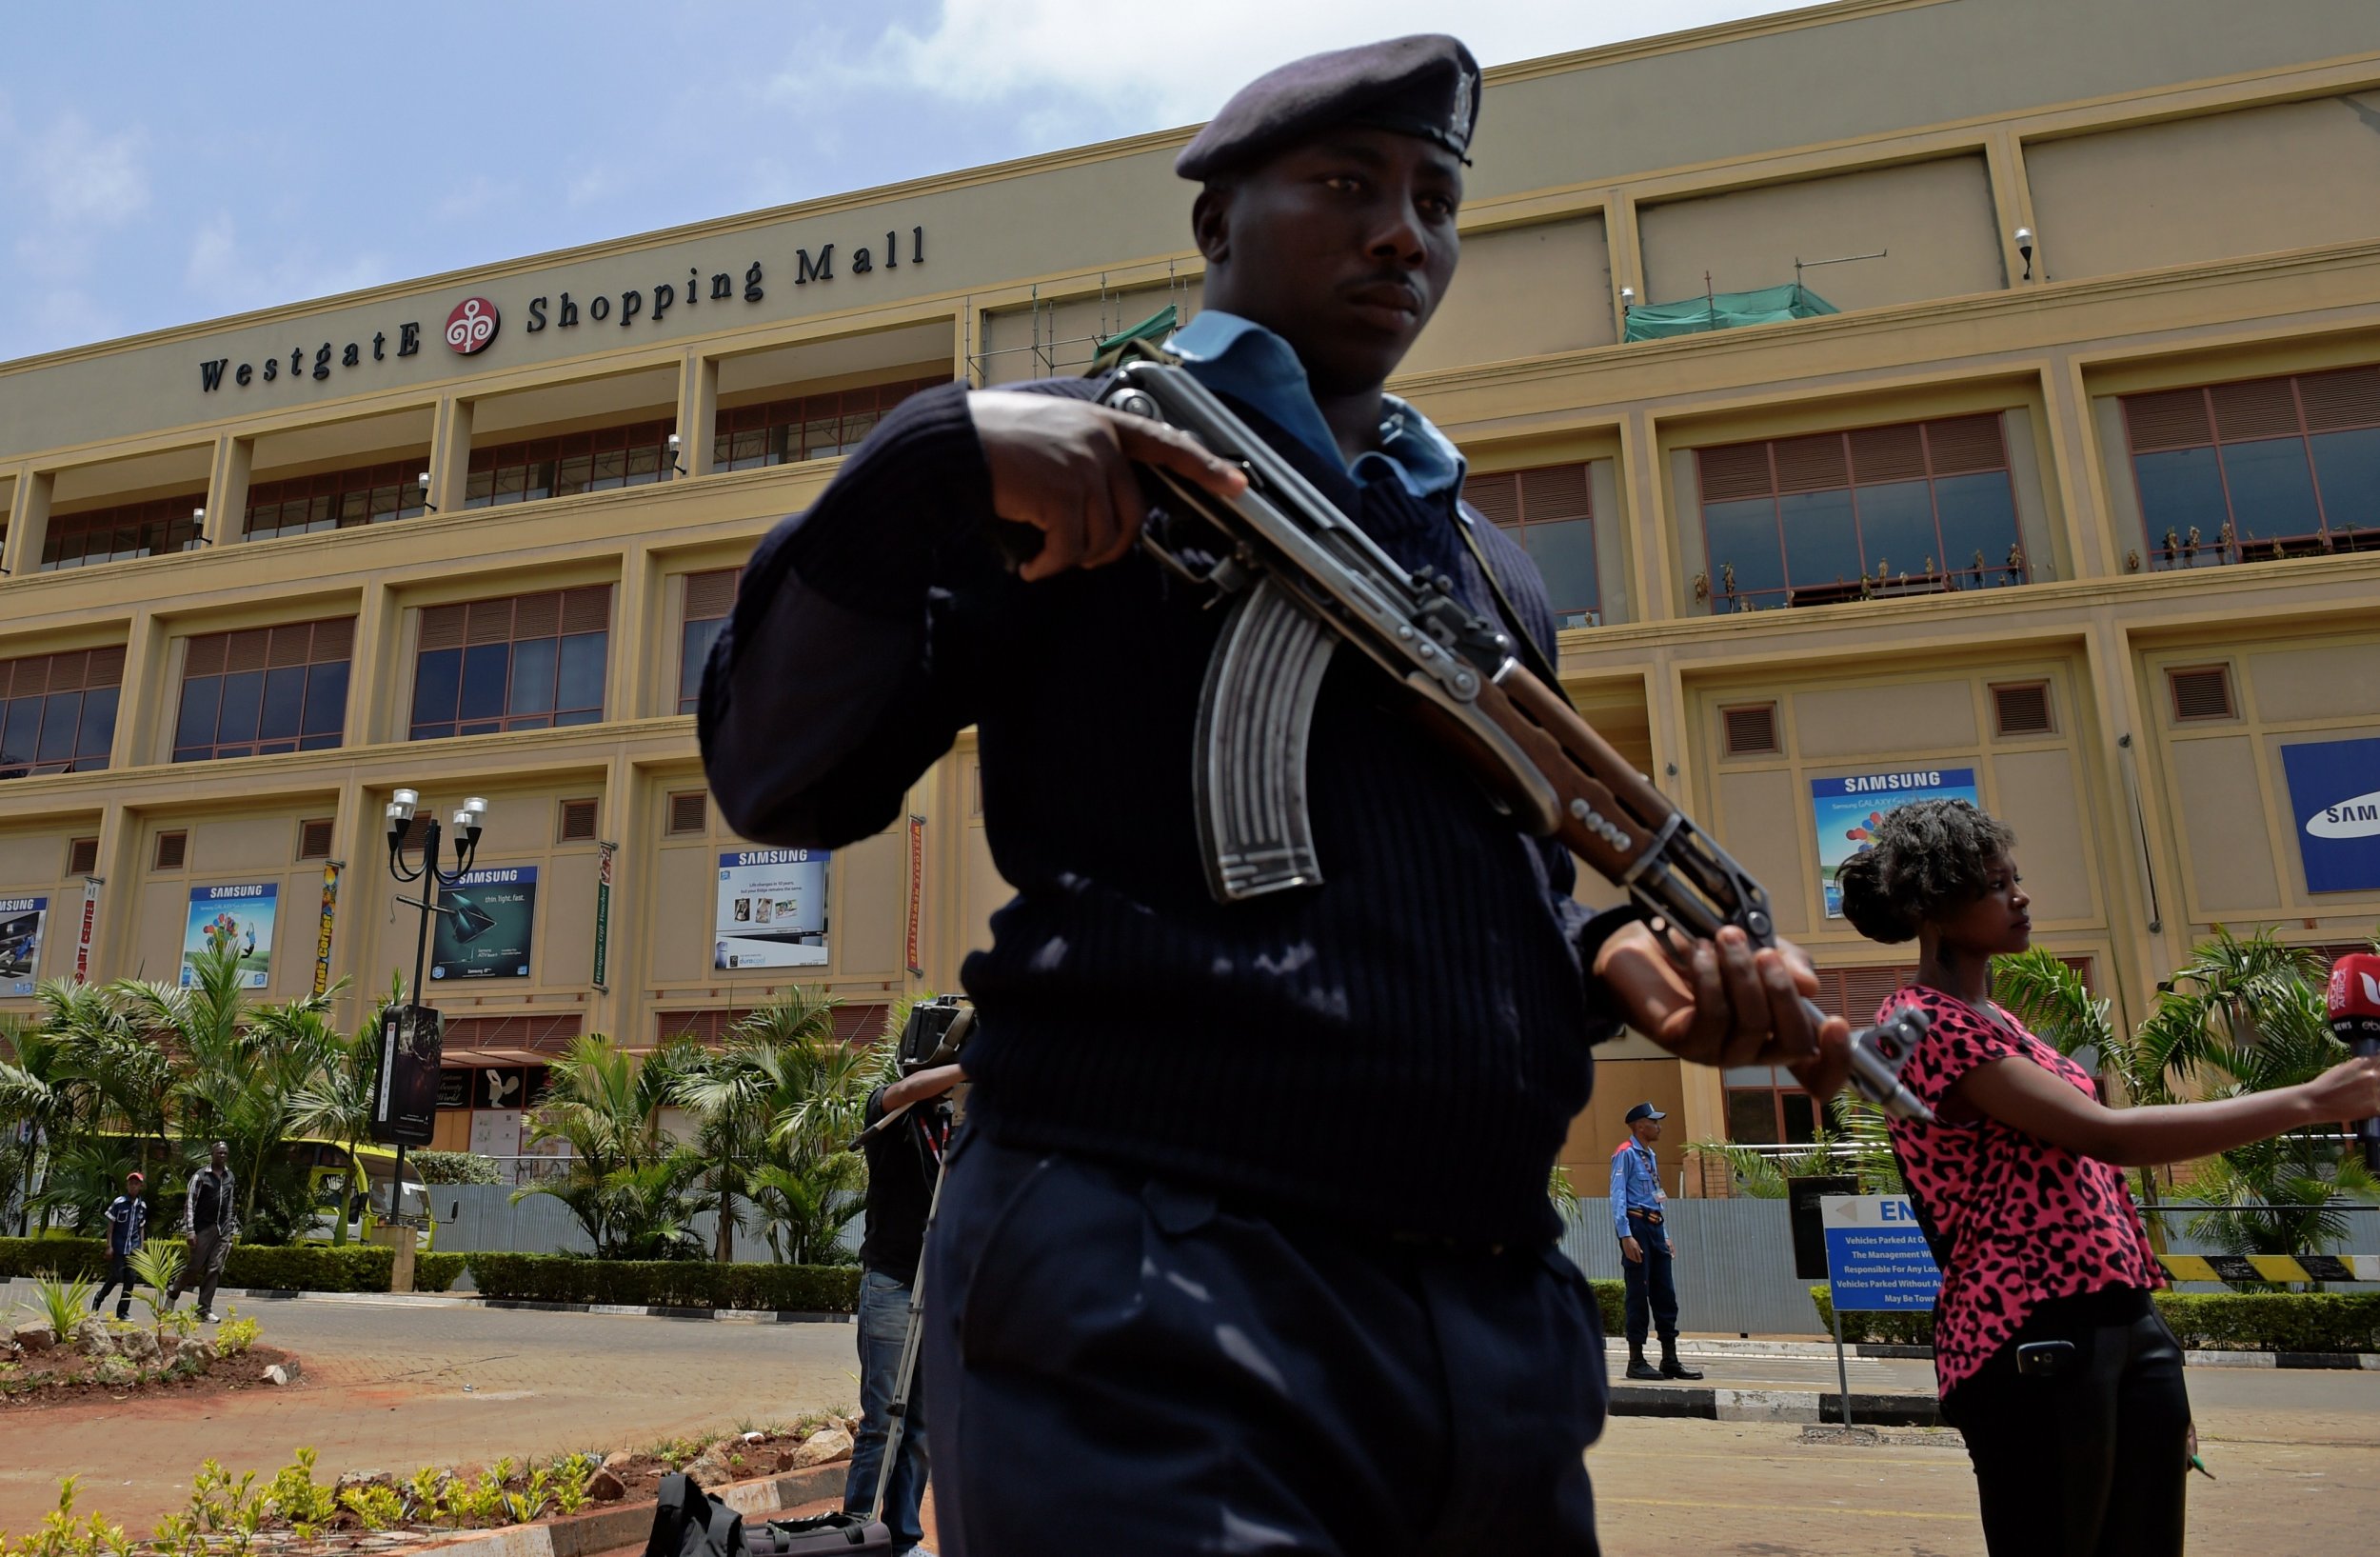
[1094,361,1934,1123]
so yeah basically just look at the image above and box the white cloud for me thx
[18,112,149,227]
[184,210,390,315]
[788,0,1785,128]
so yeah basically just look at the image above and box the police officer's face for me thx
[1194,128,1463,395]
[1634,1117,1662,1144]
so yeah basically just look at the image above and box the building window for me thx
[409,586,612,741]
[39,495,206,571]
[463,422,676,509]
[2121,365,2380,570]
[666,789,709,835]
[712,377,946,471]
[246,461,426,539]
[0,648,124,780]
[1462,464,1600,628]
[174,619,353,762]
[1696,415,2024,612]
[679,568,741,715]
[1724,1068,1820,1145]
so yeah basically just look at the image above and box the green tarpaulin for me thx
[1623,283,1836,342]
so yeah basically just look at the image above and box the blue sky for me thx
[0,0,1782,365]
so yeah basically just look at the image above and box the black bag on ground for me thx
[642,1472,889,1557]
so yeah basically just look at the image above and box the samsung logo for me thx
[2308,789,2380,840]
[206,885,270,899]
[458,868,525,884]
[1843,772,1945,793]
[727,849,816,867]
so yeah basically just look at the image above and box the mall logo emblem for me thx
[446,297,500,355]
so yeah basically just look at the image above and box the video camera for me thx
[897,994,974,1076]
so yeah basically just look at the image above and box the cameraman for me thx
[843,1060,961,1557]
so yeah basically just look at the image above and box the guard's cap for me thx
[1624,1102,1667,1124]
[1175,34,1481,183]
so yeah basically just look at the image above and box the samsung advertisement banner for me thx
[2280,736,2380,894]
[431,866,537,981]
[181,883,280,988]
[716,848,831,969]
[1811,769,1979,918]
[1,896,47,996]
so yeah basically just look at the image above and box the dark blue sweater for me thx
[702,377,1620,1245]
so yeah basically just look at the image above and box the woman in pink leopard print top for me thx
[1838,799,2380,1557]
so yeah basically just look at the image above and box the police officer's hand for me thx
[969,392,1248,582]
[1620,1236,1644,1264]
[1595,922,1853,1093]
[1667,1239,1678,1258]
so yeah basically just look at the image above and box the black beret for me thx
[1175,34,1480,183]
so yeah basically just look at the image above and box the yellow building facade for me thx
[4,0,2378,1185]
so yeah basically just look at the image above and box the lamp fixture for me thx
[417,470,439,513]
[2013,227,2035,281]
[1619,286,1636,309]
[667,431,688,477]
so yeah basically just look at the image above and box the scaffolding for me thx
[965,261,1197,385]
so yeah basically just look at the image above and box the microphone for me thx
[2325,952,2380,1171]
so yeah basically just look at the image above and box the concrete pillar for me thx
[110,607,168,769]
[201,434,252,548]
[1621,409,1676,623]
[1985,130,2041,287]
[4,468,53,576]
[426,395,474,516]
[1605,190,1646,331]
[678,350,720,479]
[608,542,656,722]
[347,581,398,748]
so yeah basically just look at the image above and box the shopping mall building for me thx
[3,0,2376,1185]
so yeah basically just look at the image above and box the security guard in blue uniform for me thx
[703,33,1844,1554]
[1612,1102,1702,1381]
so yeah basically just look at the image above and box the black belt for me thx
[1627,1208,1663,1225]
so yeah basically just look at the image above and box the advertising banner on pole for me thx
[906,816,924,977]
[430,866,537,982]
[1820,1193,1941,1311]
[181,882,279,988]
[1811,769,1979,918]
[2279,736,2380,894]
[714,848,830,969]
[311,863,341,999]
[371,1002,442,1147]
[1,896,48,996]
[592,842,616,990]
[74,878,100,985]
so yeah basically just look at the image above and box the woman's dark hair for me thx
[1835,798,2017,944]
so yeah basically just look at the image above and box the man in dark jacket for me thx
[702,35,1846,1554]
[168,1141,237,1322]
[90,1169,148,1321]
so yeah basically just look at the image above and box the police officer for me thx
[704,34,1847,1555]
[1611,1103,1701,1381]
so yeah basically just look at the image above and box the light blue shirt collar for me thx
[1165,310,1465,500]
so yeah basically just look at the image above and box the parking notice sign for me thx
[1821,1194,1940,1311]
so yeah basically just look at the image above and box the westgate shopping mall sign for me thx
[195,226,929,395]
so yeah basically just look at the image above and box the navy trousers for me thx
[1619,1210,1678,1347]
[922,1131,1608,1556]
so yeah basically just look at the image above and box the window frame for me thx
[710,377,946,472]
[677,567,744,715]
[0,648,126,780]
[172,618,355,764]
[407,587,613,743]
[38,495,208,571]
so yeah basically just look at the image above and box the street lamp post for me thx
[382,788,486,1287]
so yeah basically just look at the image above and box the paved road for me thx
[3,1282,2370,1545]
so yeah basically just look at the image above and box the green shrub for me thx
[410,1151,503,1186]
[410,1252,468,1293]
[0,1237,392,1292]
[465,1253,863,1311]
[1808,1288,1936,1346]
[2154,1292,2380,1353]
[1809,1286,2380,1352]
[1586,1278,1625,1338]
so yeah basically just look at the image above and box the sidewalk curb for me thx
[204,1288,853,1324]
[397,1465,846,1557]
[1608,1383,1943,1427]
[1646,1338,2379,1371]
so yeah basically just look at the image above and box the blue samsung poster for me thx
[2280,737,2380,894]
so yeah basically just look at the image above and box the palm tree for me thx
[662,988,888,1265]
[0,1017,76,1234]
[1687,1097,1902,1199]
[285,984,390,1246]
[517,1030,707,1259]
[2137,928,2374,1264]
